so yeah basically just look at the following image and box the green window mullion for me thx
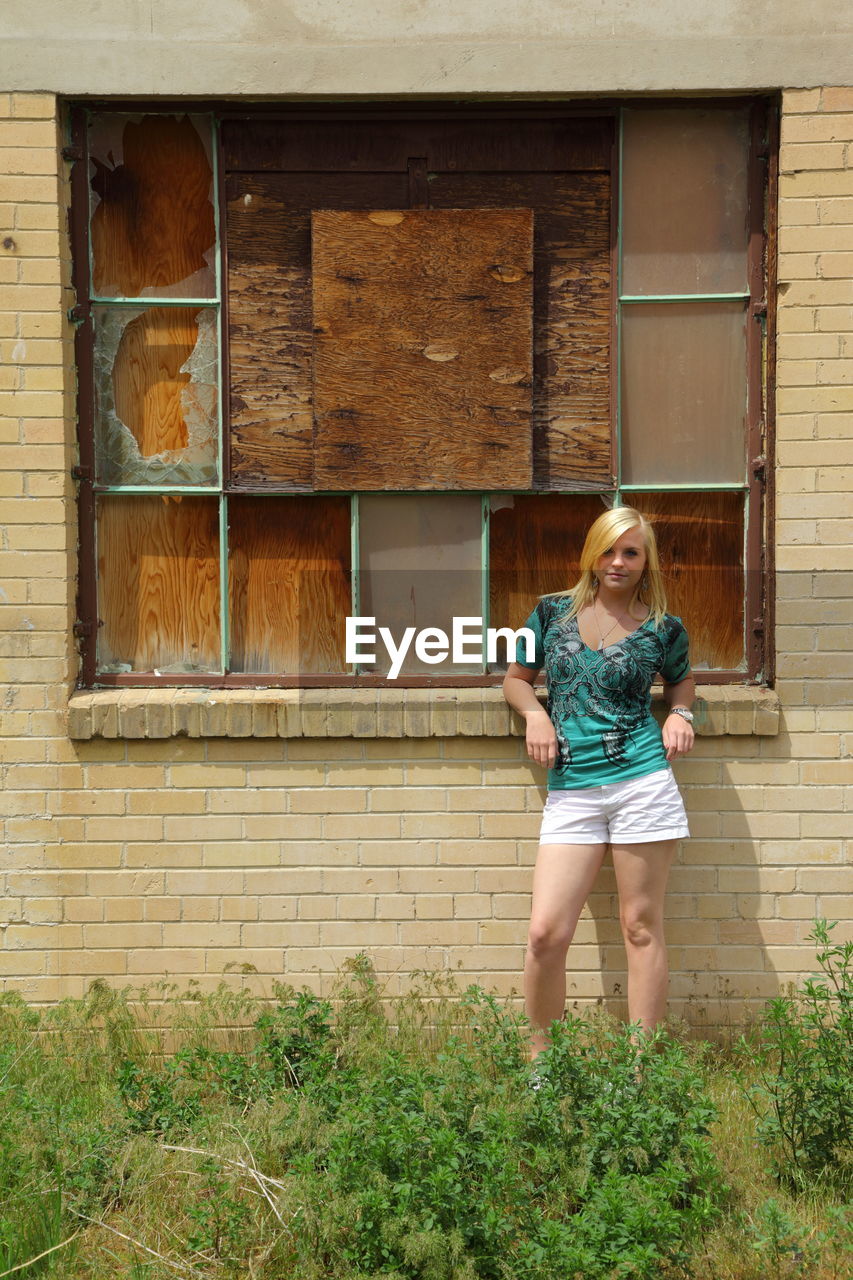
[620,483,749,492]
[619,292,750,304]
[89,296,219,308]
[94,485,221,496]
[220,493,229,675]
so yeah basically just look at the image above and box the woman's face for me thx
[595,526,647,594]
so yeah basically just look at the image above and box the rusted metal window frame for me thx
[68,97,777,690]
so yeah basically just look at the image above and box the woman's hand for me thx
[662,713,694,760]
[525,709,558,769]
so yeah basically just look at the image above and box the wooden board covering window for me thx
[97,495,220,674]
[311,208,533,491]
[228,496,351,673]
[223,113,615,492]
[429,173,612,488]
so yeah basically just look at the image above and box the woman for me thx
[502,506,695,1059]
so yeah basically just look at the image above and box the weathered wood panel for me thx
[222,116,612,174]
[225,172,407,488]
[112,307,196,456]
[429,173,612,489]
[312,209,533,491]
[228,496,351,673]
[489,494,606,650]
[631,491,745,670]
[90,114,215,298]
[97,495,220,674]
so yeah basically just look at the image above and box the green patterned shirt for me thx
[516,596,692,790]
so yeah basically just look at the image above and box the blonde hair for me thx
[548,506,668,627]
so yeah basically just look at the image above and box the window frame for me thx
[68,97,777,690]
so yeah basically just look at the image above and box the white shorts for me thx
[539,767,689,846]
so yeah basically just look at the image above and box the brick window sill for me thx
[67,685,780,740]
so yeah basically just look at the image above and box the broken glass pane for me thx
[93,305,219,487]
[88,113,216,299]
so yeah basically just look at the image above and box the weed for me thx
[737,920,853,1188]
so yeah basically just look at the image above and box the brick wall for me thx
[0,91,850,1030]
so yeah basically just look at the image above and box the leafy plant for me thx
[738,919,853,1187]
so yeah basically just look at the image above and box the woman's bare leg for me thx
[524,841,608,1058]
[610,838,677,1034]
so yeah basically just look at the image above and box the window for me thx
[70,101,773,687]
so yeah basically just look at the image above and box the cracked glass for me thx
[93,305,219,487]
[88,112,216,300]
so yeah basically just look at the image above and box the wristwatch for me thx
[669,706,694,723]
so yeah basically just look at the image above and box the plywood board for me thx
[228,496,351,673]
[429,173,612,489]
[312,208,533,490]
[97,495,220,674]
[226,172,408,488]
[630,491,745,670]
[489,493,605,651]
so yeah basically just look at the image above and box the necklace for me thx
[592,601,631,651]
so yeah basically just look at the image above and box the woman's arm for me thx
[502,662,558,768]
[661,673,696,760]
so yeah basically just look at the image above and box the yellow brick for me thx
[334,894,377,920]
[287,740,364,761]
[719,811,800,839]
[144,896,184,922]
[400,920,477,946]
[126,949,205,974]
[780,141,848,172]
[103,898,144,923]
[776,545,853,570]
[5,923,83,949]
[375,894,415,919]
[412,893,454,919]
[328,869,398,895]
[822,87,853,112]
[170,763,246,788]
[327,763,405,787]
[820,253,853,280]
[781,89,823,113]
[401,813,479,839]
[10,94,56,119]
[371,786,446,812]
[85,815,162,843]
[0,148,59,178]
[448,892,491,918]
[129,790,206,816]
[287,789,365,814]
[245,762,323,786]
[323,813,400,839]
[818,197,853,225]
[780,170,853,199]
[398,867,476,894]
[407,760,481,785]
[240,869,321,899]
[363,738,440,760]
[777,328,842,357]
[209,790,284,815]
[257,896,298,920]
[292,901,335,921]
[782,113,853,144]
[204,841,279,867]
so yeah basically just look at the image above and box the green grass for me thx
[0,949,850,1280]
